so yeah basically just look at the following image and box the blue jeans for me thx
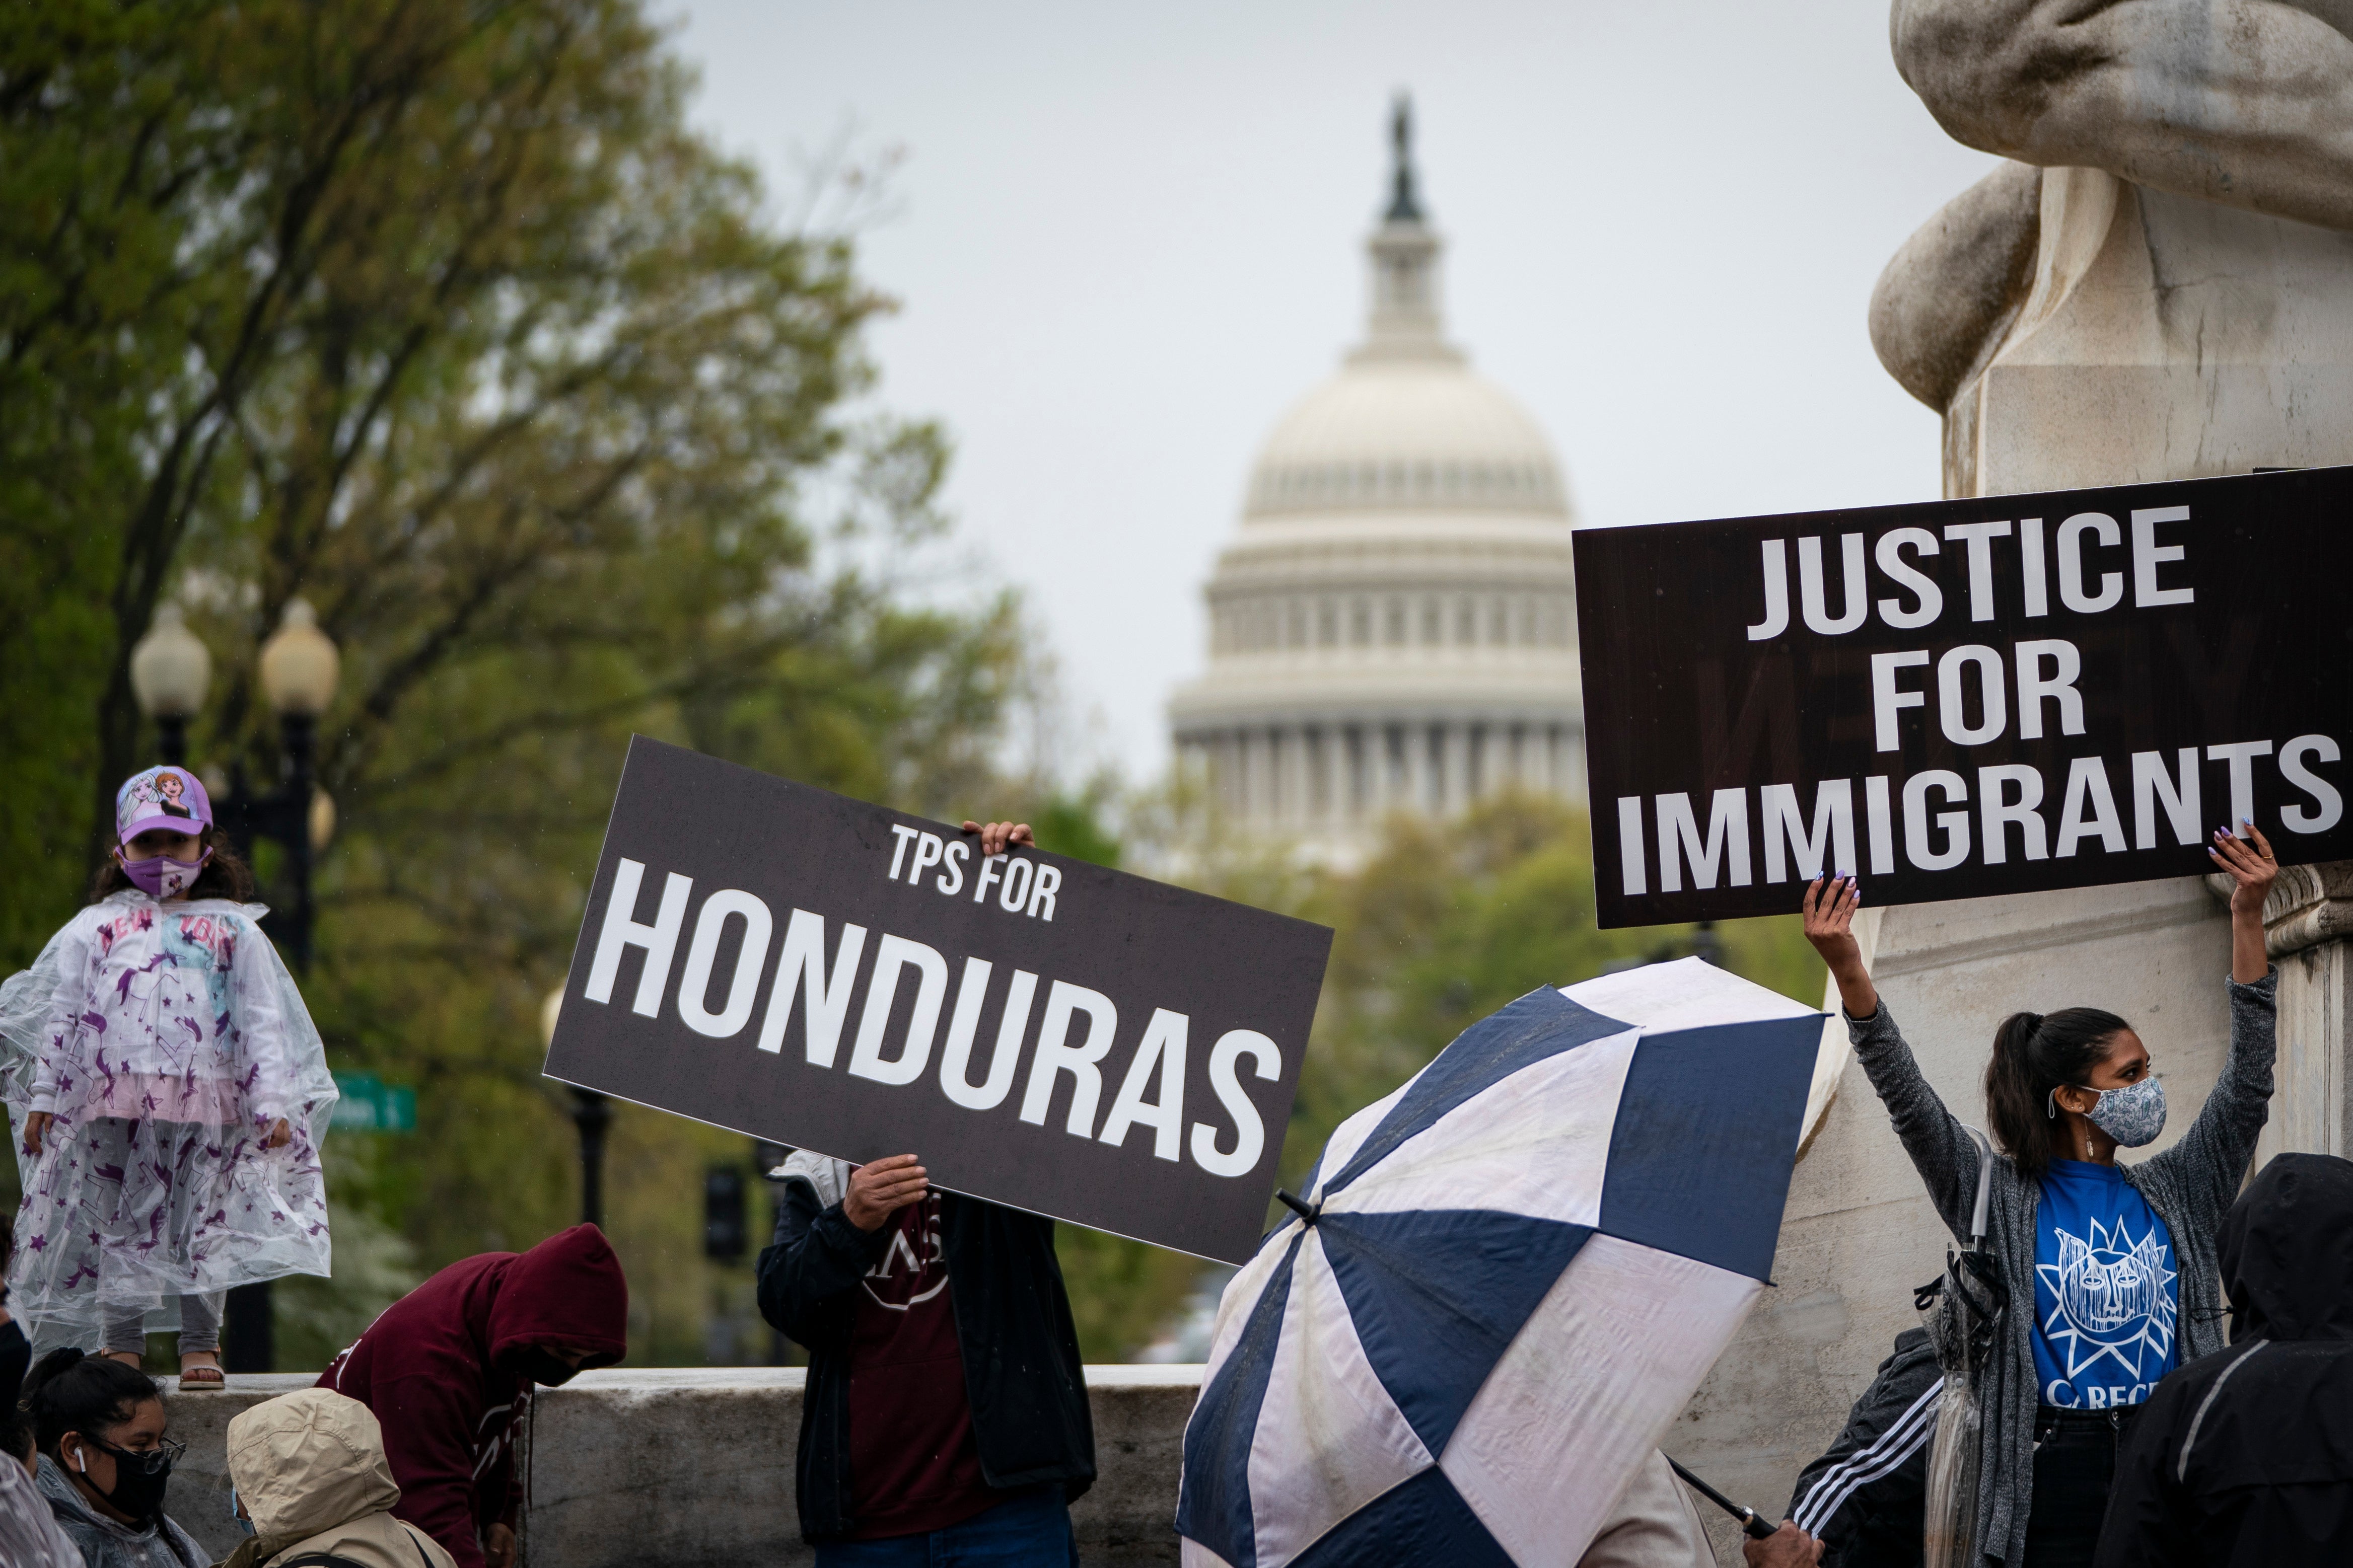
[814,1487,1078,1567]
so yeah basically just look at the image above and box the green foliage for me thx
[0,0,1036,1366]
[1031,789,1123,870]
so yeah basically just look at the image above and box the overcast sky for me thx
[670,1,2000,782]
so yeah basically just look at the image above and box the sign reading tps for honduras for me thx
[1177,958,1821,1568]
[1575,466,2353,927]
[547,738,1333,1264]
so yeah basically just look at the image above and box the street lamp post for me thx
[128,599,341,1373]
[543,989,611,1230]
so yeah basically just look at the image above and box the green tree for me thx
[1,0,1037,1363]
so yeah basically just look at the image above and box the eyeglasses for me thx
[87,1435,186,1475]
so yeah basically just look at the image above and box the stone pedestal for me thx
[1948,168,2353,497]
[2238,861,2353,1164]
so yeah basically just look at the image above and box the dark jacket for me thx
[1788,1327,1941,1567]
[756,1152,1096,1544]
[2094,1152,2353,1567]
[320,1224,629,1568]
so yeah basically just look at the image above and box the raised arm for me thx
[2155,827,2280,1195]
[1804,877,1987,1242]
[1892,0,2353,232]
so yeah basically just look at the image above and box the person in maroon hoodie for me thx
[321,1224,627,1568]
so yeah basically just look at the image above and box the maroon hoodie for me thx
[321,1225,628,1567]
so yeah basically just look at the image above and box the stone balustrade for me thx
[156,1365,1204,1567]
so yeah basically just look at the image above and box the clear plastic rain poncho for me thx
[0,890,335,1341]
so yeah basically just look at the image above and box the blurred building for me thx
[1168,102,1585,860]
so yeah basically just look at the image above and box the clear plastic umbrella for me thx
[1916,1127,2005,1568]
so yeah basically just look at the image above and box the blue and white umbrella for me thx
[1176,957,1823,1568]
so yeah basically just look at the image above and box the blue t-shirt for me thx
[2032,1159,2179,1409]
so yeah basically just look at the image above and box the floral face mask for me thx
[2050,1075,2168,1148]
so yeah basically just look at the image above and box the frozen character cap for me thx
[116,765,213,844]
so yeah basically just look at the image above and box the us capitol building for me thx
[1167,103,1587,860]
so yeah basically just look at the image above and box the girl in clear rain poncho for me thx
[0,766,335,1385]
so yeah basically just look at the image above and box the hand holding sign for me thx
[2208,821,2279,984]
[963,820,1034,857]
[845,1154,930,1232]
[1801,876,1878,1019]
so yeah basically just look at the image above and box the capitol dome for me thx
[1169,101,1586,858]
[1244,362,1569,520]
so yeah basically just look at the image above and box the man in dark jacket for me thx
[322,1224,629,1568]
[1786,1328,1941,1567]
[757,814,1094,1563]
[2094,1152,2353,1567]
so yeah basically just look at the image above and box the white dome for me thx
[1245,358,1573,519]
[1169,99,1587,863]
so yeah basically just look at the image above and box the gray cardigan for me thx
[1846,969,2277,1568]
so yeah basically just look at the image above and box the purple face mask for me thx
[119,848,210,899]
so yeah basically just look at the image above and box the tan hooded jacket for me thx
[222,1389,459,1568]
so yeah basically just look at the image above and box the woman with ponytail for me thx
[1803,824,2280,1568]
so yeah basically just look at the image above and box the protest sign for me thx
[544,737,1334,1263]
[1575,467,2353,928]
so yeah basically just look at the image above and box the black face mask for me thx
[507,1348,582,1387]
[75,1435,179,1524]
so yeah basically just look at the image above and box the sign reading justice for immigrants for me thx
[545,738,1334,1264]
[1577,467,2352,929]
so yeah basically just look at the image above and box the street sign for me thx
[330,1072,417,1134]
[544,738,1334,1265]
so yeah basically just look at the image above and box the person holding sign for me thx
[1802,825,2278,1568]
[756,818,1095,1565]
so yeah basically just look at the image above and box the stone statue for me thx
[1870,0,2353,495]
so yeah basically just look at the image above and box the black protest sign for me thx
[545,738,1334,1263]
[1575,467,2352,929]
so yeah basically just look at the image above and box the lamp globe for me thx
[258,599,340,717]
[129,605,213,720]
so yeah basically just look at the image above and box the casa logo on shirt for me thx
[2038,1215,2178,1399]
[861,1194,947,1311]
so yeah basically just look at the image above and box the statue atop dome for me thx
[1385,93,1423,225]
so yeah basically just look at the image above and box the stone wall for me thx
[158,1365,1203,1567]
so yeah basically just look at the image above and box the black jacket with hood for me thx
[2094,1152,2353,1568]
[756,1152,1095,1544]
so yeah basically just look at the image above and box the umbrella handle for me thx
[1663,1455,1780,1540]
[1963,1127,1994,1247]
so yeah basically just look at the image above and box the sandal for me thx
[99,1349,144,1371]
[178,1355,226,1390]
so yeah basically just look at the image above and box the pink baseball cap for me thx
[116,766,213,844]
